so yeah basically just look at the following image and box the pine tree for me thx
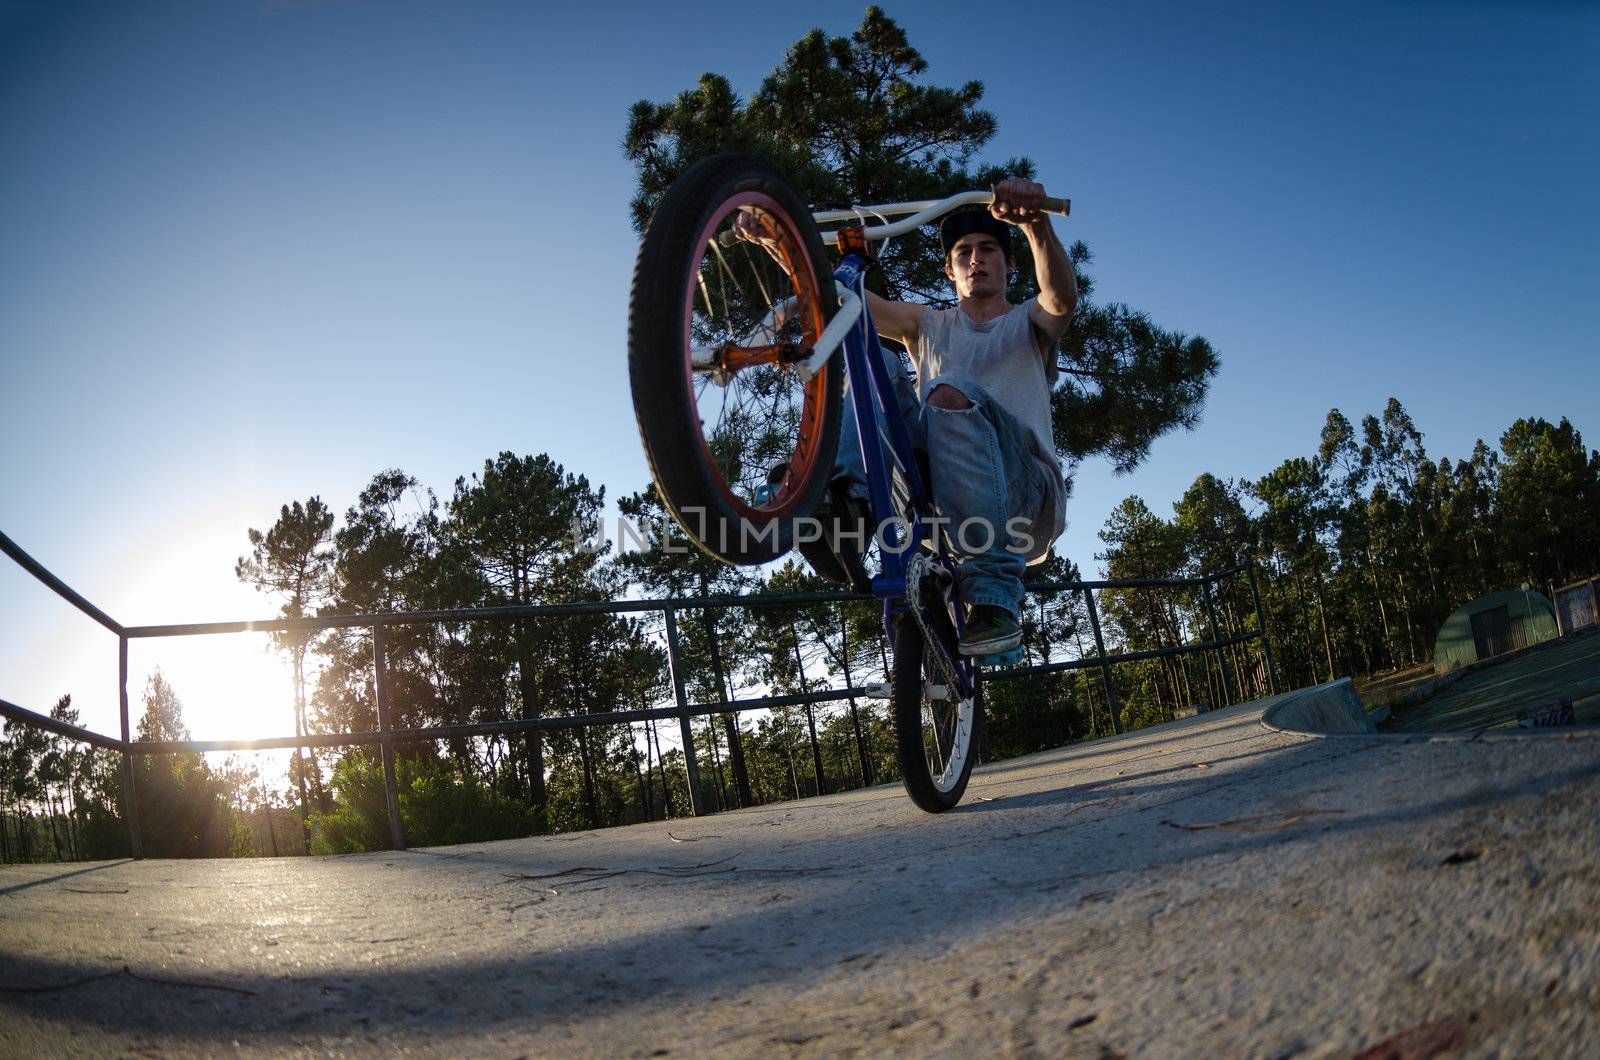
[236,497,336,827]
[624,7,1217,483]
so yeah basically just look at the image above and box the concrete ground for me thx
[1386,629,1600,733]
[2,687,1598,1058]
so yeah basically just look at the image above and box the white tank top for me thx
[911,298,1066,555]
[911,298,1059,464]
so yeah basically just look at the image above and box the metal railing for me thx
[0,528,1277,857]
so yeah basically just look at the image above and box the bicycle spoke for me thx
[746,241,775,311]
[709,238,751,307]
[716,252,731,326]
[697,270,713,321]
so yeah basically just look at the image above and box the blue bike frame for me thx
[832,253,976,700]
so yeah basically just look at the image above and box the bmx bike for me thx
[627,154,1068,812]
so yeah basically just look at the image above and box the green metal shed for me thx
[1433,589,1559,670]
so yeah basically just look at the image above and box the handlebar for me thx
[717,189,1070,248]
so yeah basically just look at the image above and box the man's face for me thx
[945,233,1008,299]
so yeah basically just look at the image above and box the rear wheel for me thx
[892,614,981,812]
[629,154,841,565]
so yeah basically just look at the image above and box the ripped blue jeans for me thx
[835,354,1047,615]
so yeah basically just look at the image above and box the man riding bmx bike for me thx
[765,177,1077,658]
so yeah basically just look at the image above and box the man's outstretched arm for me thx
[991,178,1078,345]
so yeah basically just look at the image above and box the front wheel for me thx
[629,153,841,565]
[892,615,981,812]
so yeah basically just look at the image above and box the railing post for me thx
[1201,577,1236,706]
[1083,588,1121,735]
[371,626,406,850]
[840,610,872,787]
[118,635,143,859]
[1246,562,1280,695]
[662,607,705,817]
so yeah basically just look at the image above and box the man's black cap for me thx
[938,207,1013,260]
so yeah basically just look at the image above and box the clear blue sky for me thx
[2,0,1597,743]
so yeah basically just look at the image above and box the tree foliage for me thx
[131,674,251,859]
[1096,399,1600,700]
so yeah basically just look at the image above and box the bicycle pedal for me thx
[978,646,1025,668]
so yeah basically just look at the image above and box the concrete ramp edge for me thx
[1259,677,1376,736]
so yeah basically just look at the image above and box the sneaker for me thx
[959,604,1021,656]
